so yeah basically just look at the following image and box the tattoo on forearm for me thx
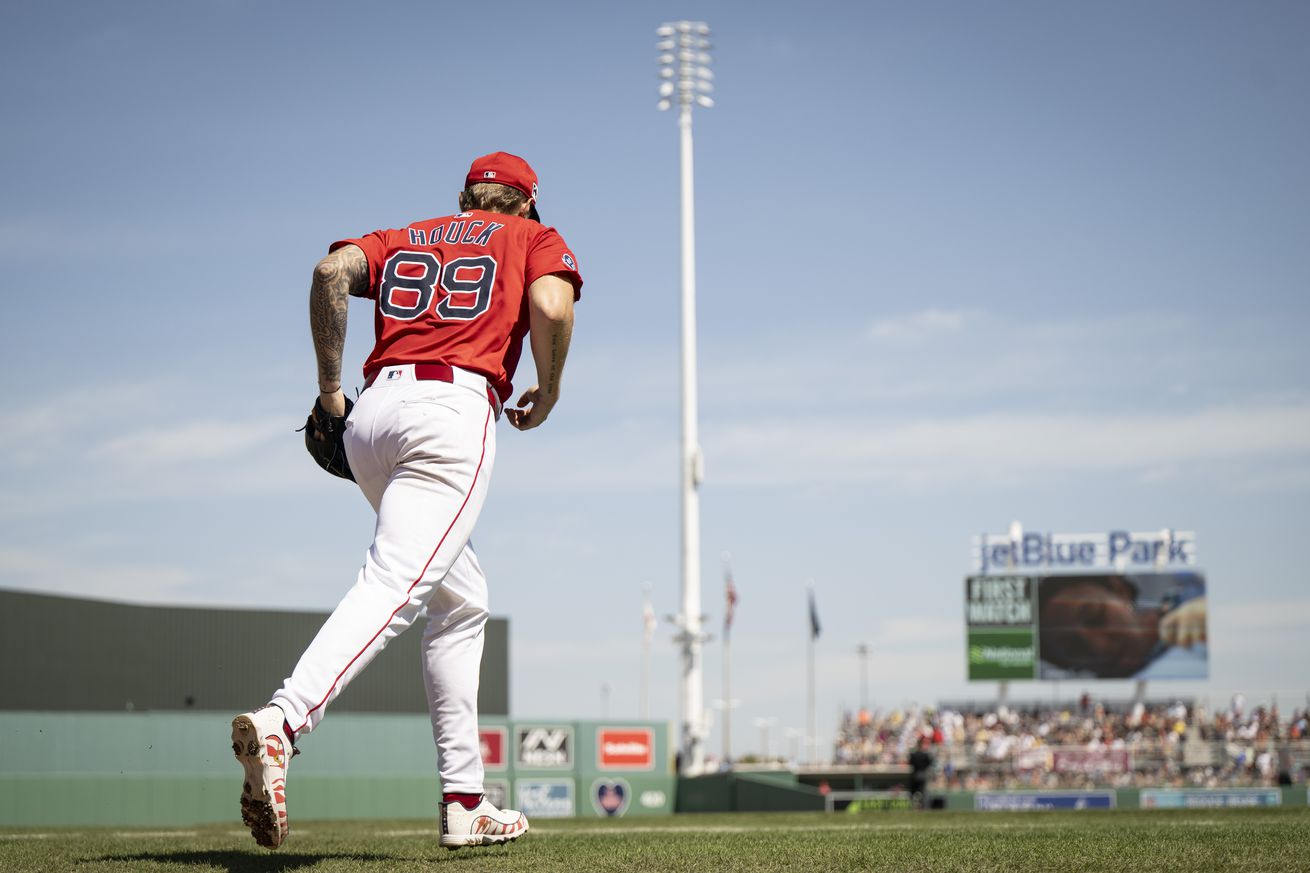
[309,253,354,390]
[544,316,573,396]
[546,333,561,395]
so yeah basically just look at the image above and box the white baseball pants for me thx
[271,365,499,794]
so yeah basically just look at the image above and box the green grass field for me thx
[3,809,1308,872]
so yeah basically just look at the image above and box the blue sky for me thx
[2,0,1308,759]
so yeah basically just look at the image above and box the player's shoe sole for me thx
[439,799,529,849]
[231,711,291,849]
[438,827,529,849]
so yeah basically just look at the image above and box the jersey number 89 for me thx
[378,251,497,322]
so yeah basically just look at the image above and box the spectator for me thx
[908,736,934,809]
[832,695,1305,790]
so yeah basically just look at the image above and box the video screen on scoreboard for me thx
[965,572,1208,681]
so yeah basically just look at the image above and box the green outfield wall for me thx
[675,771,1308,815]
[0,590,508,716]
[0,713,674,827]
[675,771,826,813]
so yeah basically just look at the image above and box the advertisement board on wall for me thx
[479,727,508,770]
[484,779,509,810]
[966,572,1208,680]
[591,778,631,817]
[464,719,673,818]
[516,725,574,769]
[975,791,1116,811]
[1140,789,1281,809]
[515,779,576,818]
[597,727,654,770]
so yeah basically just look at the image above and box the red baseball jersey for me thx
[331,211,582,402]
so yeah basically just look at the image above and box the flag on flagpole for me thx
[724,571,739,637]
[808,587,821,640]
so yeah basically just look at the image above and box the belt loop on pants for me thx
[363,363,502,419]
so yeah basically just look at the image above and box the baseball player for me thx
[231,152,581,850]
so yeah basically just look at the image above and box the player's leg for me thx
[271,381,498,737]
[228,388,396,850]
[233,381,496,849]
[426,542,528,848]
[342,388,397,514]
[421,542,488,794]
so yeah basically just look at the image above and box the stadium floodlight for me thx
[656,19,713,778]
[657,21,713,113]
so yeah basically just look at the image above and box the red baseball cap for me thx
[465,152,541,222]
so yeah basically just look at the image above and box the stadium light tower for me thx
[657,20,714,776]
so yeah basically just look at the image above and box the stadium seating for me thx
[833,697,1310,790]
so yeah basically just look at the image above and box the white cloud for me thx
[0,215,209,260]
[1226,465,1310,493]
[0,383,167,463]
[492,418,676,494]
[706,401,1310,490]
[876,616,960,647]
[91,418,285,466]
[0,379,331,521]
[867,308,971,342]
[0,546,195,604]
[1221,600,1310,633]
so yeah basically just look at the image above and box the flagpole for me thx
[806,624,814,763]
[641,585,654,720]
[723,625,731,763]
[806,581,817,765]
[722,556,733,764]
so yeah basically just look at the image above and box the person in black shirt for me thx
[908,736,934,810]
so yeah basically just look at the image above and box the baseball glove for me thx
[300,395,355,481]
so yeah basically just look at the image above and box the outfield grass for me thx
[2,808,1308,872]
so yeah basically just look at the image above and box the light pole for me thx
[711,697,740,765]
[657,19,714,776]
[753,716,778,762]
[785,728,803,765]
[857,643,870,712]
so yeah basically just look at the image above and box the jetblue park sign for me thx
[972,529,1196,574]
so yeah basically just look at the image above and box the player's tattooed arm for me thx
[508,274,575,431]
[309,244,368,414]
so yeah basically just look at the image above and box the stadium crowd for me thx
[834,694,1310,789]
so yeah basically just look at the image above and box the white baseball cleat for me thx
[231,705,295,849]
[439,796,530,849]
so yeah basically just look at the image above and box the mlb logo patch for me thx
[531,182,539,198]
[386,369,403,381]
[483,171,497,179]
